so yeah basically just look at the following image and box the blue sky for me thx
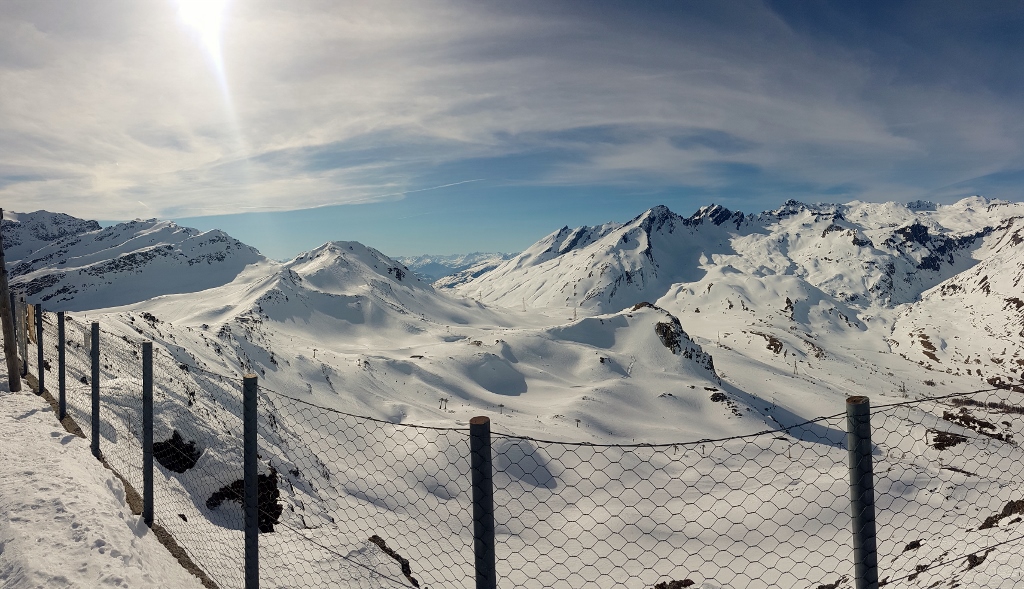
[3,1,1024,258]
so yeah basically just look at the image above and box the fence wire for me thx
[870,389,1024,588]
[490,415,852,589]
[22,309,1024,589]
[144,345,254,589]
[258,388,474,588]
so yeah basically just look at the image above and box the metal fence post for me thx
[142,341,154,527]
[91,322,100,459]
[4,291,20,391]
[847,396,878,589]
[470,416,497,589]
[243,374,259,589]
[18,297,27,377]
[58,312,66,420]
[34,303,43,395]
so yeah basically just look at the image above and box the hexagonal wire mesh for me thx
[28,309,1024,588]
[43,312,95,442]
[489,414,854,589]
[148,365,250,589]
[869,388,1024,588]
[255,386,475,588]
[42,313,148,496]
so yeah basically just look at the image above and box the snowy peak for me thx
[907,199,937,211]
[12,220,257,276]
[248,239,509,335]
[755,200,853,227]
[287,241,427,296]
[682,203,748,229]
[454,204,735,312]
[509,220,622,270]
[0,210,101,262]
[8,218,265,310]
[455,197,1024,314]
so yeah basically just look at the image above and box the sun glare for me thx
[177,0,228,39]
[176,0,230,65]
[174,0,242,153]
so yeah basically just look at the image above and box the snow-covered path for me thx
[0,377,203,588]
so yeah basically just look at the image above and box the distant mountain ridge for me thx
[452,196,1024,313]
[1,210,101,262]
[394,252,516,281]
[2,213,265,310]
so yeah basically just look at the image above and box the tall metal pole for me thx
[91,322,100,459]
[470,416,497,589]
[847,396,878,589]
[142,341,154,527]
[0,209,20,391]
[18,296,27,377]
[58,312,66,419]
[243,374,259,589]
[34,303,43,395]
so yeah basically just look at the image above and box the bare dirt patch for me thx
[943,408,1014,444]
[749,330,783,354]
[979,499,1024,530]
[927,429,967,451]
[918,333,940,364]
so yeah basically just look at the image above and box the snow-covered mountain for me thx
[118,239,735,442]
[8,197,1023,431]
[8,197,1024,589]
[394,252,516,282]
[890,214,1024,389]
[454,197,1024,314]
[0,209,101,262]
[6,216,266,311]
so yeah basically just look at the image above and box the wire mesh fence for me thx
[149,366,247,589]
[16,307,1024,588]
[256,389,475,588]
[490,415,852,589]
[869,390,1024,588]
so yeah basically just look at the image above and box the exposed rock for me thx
[206,468,283,533]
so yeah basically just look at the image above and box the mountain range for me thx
[4,196,1024,588]
[394,252,515,282]
[5,196,1023,416]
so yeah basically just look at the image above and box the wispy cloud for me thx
[1,0,1023,221]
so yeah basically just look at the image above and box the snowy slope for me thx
[0,378,204,588]
[105,240,742,444]
[8,218,267,311]
[431,258,506,289]
[890,215,1024,388]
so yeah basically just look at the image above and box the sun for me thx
[176,0,230,55]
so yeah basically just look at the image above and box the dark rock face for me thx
[154,430,201,473]
[655,317,685,354]
[895,221,931,246]
[368,535,421,588]
[206,468,283,533]
[683,204,746,229]
[886,221,993,273]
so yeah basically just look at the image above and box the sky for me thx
[3,1,1024,259]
